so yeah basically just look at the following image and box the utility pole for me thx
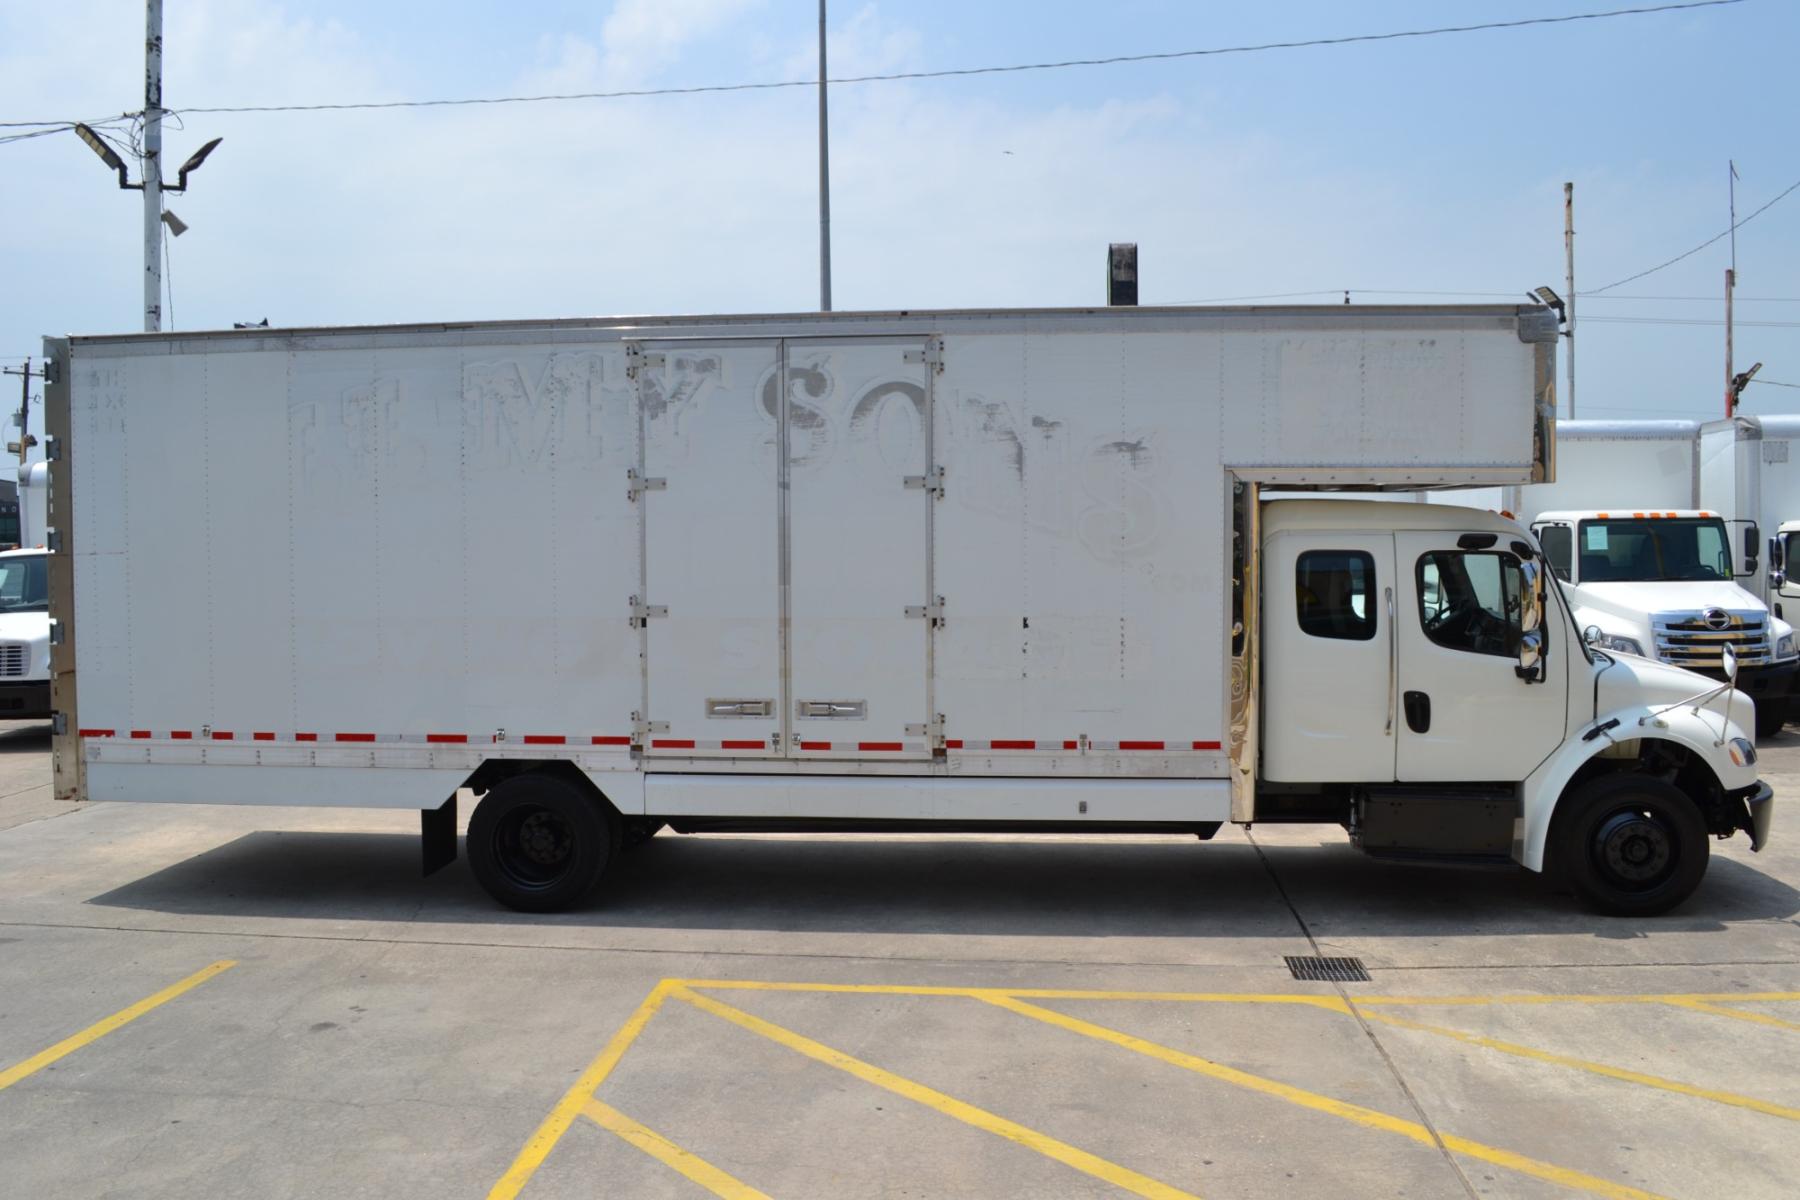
[817,0,832,312]
[1,359,44,466]
[1564,181,1576,419]
[143,0,164,332]
[1725,161,1738,416]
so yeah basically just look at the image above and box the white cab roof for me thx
[1534,509,1719,523]
[1262,498,1524,537]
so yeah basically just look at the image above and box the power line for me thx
[1750,378,1800,390]
[160,1,1739,118]
[1590,174,1800,294]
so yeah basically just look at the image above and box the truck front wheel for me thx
[468,773,617,912]
[1555,774,1709,916]
[1754,701,1787,740]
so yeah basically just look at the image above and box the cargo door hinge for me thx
[45,435,62,462]
[629,595,668,628]
[905,713,947,748]
[45,528,62,553]
[903,337,945,373]
[903,465,945,498]
[626,468,667,501]
[631,712,669,741]
[905,596,946,627]
[625,345,666,381]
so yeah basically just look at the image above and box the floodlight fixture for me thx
[1531,286,1566,320]
[160,209,188,237]
[167,137,222,193]
[73,122,132,189]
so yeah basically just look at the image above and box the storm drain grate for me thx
[1284,955,1370,983]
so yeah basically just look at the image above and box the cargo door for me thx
[636,341,783,756]
[785,338,935,759]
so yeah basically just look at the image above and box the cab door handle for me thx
[1403,690,1431,734]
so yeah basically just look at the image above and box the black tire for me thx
[468,773,616,912]
[1553,774,1709,917]
[1754,701,1787,740]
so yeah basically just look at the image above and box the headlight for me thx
[1729,737,1758,767]
[1778,633,1796,660]
[1591,632,1645,656]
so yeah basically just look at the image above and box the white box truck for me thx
[1698,415,1800,609]
[44,305,1771,915]
[1513,420,1798,737]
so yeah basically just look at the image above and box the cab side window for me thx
[1296,550,1376,641]
[1418,551,1522,658]
[1535,524,1572,581]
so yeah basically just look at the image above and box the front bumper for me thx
[0,680,48,719]
[1737,658,1800,704]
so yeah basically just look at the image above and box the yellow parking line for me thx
[1662,998,1800,1032]
[679,979,1348,1008]
[488,979,676,1200]
[583,1098,771,1199]
[0,960,236,1094]
[1352,992,1800,1007]
[977,992,1670,1200]
[677,986,1203,1200]
[1358,1008,1800,1122]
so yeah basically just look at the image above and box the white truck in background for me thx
[46,304,1771,916]
[17,460,47,549]
[1697,415,1800,614]
[0,462,53,719]
[1510,420,1798,738]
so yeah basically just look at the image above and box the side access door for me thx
[1260,531,1397,782]
[785,338,935,760]
[1393,532,1567,781]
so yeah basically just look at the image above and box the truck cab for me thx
[1261,499,1770,915]
[0,548,50,719]
[1529,509,1798,737]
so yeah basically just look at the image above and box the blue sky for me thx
[1,0,1795,429]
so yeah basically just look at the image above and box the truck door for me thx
[638,341,784,756]
[1393,533,1567,781]
[1260,532,1397,782]
[784,339,933,759]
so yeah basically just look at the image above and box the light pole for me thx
[818,0,832,312]
[71,1,221,332]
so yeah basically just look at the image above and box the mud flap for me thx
[422,793,458,875]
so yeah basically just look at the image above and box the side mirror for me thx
[1723,642,1740,684]
[1772,535,1786,573]
[1515,560,1546,681]
[1583,623,1603,645]
[1745,523,1761,577]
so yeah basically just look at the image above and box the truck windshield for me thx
[1576,518,1731,583]
[0,554,47,612]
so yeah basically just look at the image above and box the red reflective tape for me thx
[651,738,696,749]
[945,739,964,749]
[78,728,114,738]
[1191,740,1222,751]
[1063,740,1079,750]
[335,733,376,743]
[294,732,318,742]
[522,735,566,745]
[426,733,467,744]
[1119,740,1165,751]
[799,741,832,751]
[253,732,276,741]
[858,741,904,752]
[990,740,1036,750]
[720,739,765,750]
[210,731,234,741]
[591,735,632,746]
[130,730,152,739]
[170,731,193,740]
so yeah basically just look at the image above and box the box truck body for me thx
[1698,416,1800,609]
[46,305,1769,914]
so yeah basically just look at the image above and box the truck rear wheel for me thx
[468,773,616,912]
[1554,774,1708,916]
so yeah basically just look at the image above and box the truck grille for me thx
[1652,611,1771,668]
[0,644,25,678]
